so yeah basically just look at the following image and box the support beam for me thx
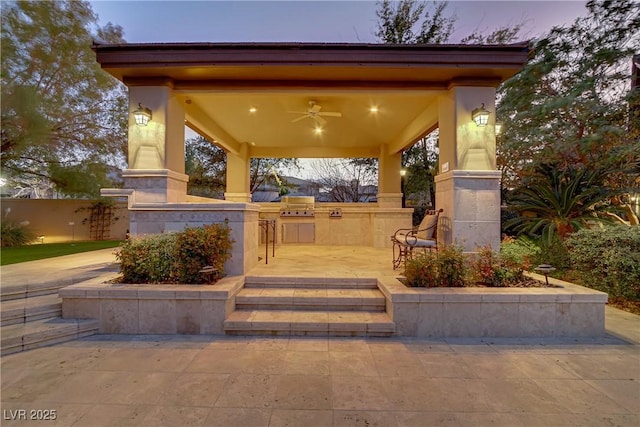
[183,99,242,155]
[249,146,379,159]
[388,99,439,155]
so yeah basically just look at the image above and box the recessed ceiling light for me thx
[314,127,323,135]
[249,107,257,113]
[370,106,379,113]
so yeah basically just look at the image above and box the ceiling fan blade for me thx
[291,115,308,123]
[309,104,322,113]
[318,112,342,118]
[314,116,327,126]
[287,110,308,114]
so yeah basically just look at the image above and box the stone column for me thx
[124,85,188,203]
[376,144,403,208]
[436,85,501,251]
[224,142,251,203]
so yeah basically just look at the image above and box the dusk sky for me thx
[90,1,589,44]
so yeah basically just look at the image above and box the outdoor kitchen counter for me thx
[258,203,412,247]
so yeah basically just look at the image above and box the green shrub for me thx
[566,225,640,299]
[116,233,177,283]
[469,244,531,287]
[404,251,439,287]
[1,221,36,247]
[115,223,233,284]
[500,236,539,271]
[173,223,233,283]
[404,244,466,287]
[531,235,571,271]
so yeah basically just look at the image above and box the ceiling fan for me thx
[289,101,342,126]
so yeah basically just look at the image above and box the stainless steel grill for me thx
[279,196,315,217]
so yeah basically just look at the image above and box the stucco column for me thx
[225,142,251,203]
[436,85,501,251]
[377,144,403,208]
[123,85,188,203]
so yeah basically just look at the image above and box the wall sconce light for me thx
[132,103,152,126]
[495,122,503,134]
[472,103,490,127]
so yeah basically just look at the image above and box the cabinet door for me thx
[281,223,315,243]
[298,223,315,243]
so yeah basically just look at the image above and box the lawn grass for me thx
[1,240,122,266]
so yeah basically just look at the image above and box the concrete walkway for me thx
[1,248,639,426]
[1,248,119,298]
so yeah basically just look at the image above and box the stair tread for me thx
[1,317,99,342]
[243,277,378,289]
[1,294,62,316]
[226,310,394,324]
[236,288,384,300]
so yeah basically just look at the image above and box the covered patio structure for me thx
[95,42,529,275]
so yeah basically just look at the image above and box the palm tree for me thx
[504,164,615,241]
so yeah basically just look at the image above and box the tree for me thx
[1,1,127,198]
[184,136,299,198]
[497,0,639,200]
[375,0,455,44]
[504,164,616,242]
[310,158,378,202]
[185,136,226,198]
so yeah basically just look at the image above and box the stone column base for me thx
[225,192,252,203]
[377,193,403,208]
[121,169,188,204]
[435,170,501,252]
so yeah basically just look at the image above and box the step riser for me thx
[1,329,98,356]
[1,286,66,301]
[226,330,393,337]
[244,282,378,290]
[1,310,62,327]
[236,303,385,312]
[1,318,100,356]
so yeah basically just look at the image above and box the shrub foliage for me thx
[1,221,36,247]
[116,223,233,284]
[566,225,640,299]
[405,242,537,288]
[404,244,466,287]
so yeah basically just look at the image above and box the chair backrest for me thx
[415,209,442,240]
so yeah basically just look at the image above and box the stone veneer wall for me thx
[128,202,260,276]
[377,275,608,338]
[61,273,608,338]
[435,170,501,251]
[61,275,244,334]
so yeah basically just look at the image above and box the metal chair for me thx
[391,208,443,270]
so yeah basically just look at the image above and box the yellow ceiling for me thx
[181,90,442,158]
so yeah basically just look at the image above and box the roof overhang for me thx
[94,42,530,156]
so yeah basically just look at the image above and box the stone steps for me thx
[1,282,69,302]
[226,277,394,337]
[1,289,100,355]
[225,310,394,337]
[243,276,378,289]
[1,317,99,356]
[1,294,62,327]
[235,288,386,311]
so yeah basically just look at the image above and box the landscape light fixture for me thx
[132,103,152,126]
[471,103,490,127]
